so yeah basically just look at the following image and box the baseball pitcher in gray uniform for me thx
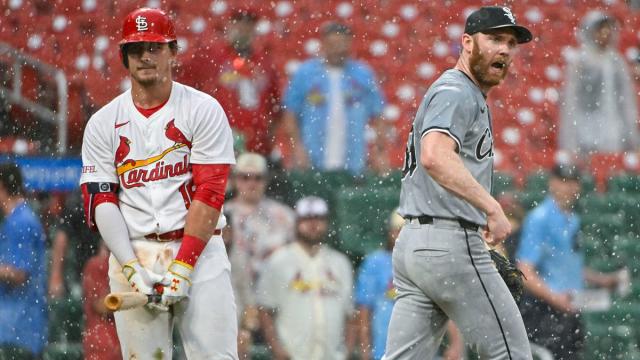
[384,7,534,360]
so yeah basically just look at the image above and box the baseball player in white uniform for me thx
[80,8,237,359]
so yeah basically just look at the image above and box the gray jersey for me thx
[399,69,494,225]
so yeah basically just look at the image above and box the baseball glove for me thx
[489,250,525,302]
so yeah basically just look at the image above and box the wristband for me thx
[174,234,207,267]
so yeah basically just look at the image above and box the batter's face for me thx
[234,172,266,203]
[297,216,328,245]
[126,42,176,87]
[467,29,518,89]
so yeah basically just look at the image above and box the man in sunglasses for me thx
[80,8,237,359]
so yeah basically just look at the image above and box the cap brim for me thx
[119,34,175,45]
[484,24,533,44]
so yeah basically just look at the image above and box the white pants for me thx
[108,236,239,360]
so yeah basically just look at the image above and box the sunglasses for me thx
[236,173,265,182]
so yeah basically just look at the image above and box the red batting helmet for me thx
[120,8,176,45]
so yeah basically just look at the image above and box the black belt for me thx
[405,215,481,232]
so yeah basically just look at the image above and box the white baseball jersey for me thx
[257,242,354,360]
[80,81,235,238]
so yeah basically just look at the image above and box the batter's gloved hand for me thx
[122,260,168,311]
[122,259,163,294]
[160,260,193,306]
[489,250,525,303]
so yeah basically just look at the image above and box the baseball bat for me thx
[104,292,161,311]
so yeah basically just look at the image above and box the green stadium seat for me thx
[515,191,546,210]
[48,297,83,343]
[42,342,83,360]
[578,194,617,216]
[335,186,399,259]
[583,302,640,360]
[525,171,549,193]
[581,173,597,194]
[278,170,355,206]
[525,171,594,200]
[581,213,625,238]
[608,175,640,193]
[492,172,515,197]
[365,170,402,190]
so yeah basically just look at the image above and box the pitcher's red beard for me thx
[469,43,509,88]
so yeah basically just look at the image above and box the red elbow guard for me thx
[81,183,119,231]
[191,164,230,211]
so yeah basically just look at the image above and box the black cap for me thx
[551,164,581,182]
[464,6,533,44]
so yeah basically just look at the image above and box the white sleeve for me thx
[189,99,236,165]
[80,117,118,184]
[95,202,136,266]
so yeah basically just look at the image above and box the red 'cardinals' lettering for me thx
[120,155,190,188]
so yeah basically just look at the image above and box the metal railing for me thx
[0,42,68,154]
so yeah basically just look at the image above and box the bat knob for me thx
[104,294,123,311]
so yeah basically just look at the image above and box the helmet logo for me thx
[135,15,149,31]
[502,7,516,24]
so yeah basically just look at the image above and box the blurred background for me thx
[1,0,640,359]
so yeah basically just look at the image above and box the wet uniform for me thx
[80,82,238,359]
[384,69,531,360]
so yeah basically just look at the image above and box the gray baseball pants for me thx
[383,218,532,360]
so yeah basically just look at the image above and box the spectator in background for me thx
[258,196,355,360]
[179,7,281,157]
[48,190,100,299]
[355,210,464,360]
[282,22,387,174]
[0,163,47,359]
[226,152,295,287]
[559,11,639,157]
[221,210,255,360]
[516,164,621,360]
[82,241,121,360]
[355,210,403,360]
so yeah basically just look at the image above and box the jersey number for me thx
[402,128,417,178]
[178,180,195,209]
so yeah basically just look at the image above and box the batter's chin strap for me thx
[81,182,120,231]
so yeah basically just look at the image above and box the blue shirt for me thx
[283,58,385,173]
[0,202,48,354]
[355,250,394,360]
[516,196,584,292]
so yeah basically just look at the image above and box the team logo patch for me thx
[502,7,516,24]
[475,127,494,160]
[135,15,148,31]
